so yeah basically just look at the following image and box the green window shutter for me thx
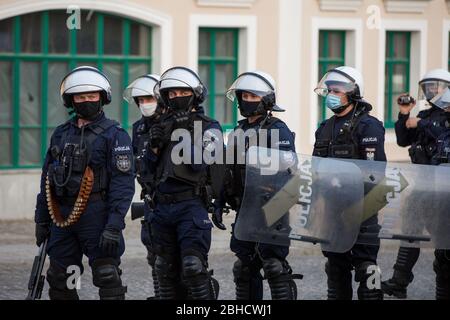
[0,10,153,169]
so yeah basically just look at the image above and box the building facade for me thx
[0,0,449,218]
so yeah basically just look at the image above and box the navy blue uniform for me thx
[429,124,450,300]
[35,112,134,299]
[221,115,298,300]
[132,117,156,254]
[314,107,386,300]
[395,107,447,164]
[382,107,448,299]
[145,106,222,299]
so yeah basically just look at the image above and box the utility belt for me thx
[56,191,105,206]
[154,189,200,205]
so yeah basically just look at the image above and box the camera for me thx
[397,95,416,106]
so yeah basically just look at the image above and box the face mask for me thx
[168,96,194,112]
[139,102,157,117]
[239,100,261,117]
[326,94,343,110]
[72,100,102,120]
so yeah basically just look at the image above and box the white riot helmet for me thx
[158,66,207,110]
[123,74,162,117]
[315,66,371,112]
[60,66,112,107]
[123,74,160,104]
[418,69,450,104]
[226,70,284,117]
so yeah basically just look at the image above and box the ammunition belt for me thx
[46,166,94,228]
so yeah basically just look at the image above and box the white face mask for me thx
[139,102,157,117]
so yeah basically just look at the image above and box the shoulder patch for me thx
[116,154,132,172]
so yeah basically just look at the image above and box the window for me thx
[0,10,152,169]
[318,30,346,123]
[384,31,411,128]
[198,28,238,130]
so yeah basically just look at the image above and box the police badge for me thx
[116,154,132,172]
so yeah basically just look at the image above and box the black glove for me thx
[99,227,121,256]
[35,222,51,247]
[212,207,226,230]
[149,124,167,149]
[173,111,191,129]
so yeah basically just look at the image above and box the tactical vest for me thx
[409,108,447,165]
[313,110,366,159]
[224,116,284,210]
[48,118,118,202]
[155,112,215,188]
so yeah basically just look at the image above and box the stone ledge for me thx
[384,0,432,14]
[318,0,363,12]
[196,0,256,8]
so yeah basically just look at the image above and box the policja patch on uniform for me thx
[116,154,132,172]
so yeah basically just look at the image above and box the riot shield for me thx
[346,158,450,249]
[234,146,365,253]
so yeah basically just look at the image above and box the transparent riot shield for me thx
[234,146,365,253]
[347,158,450,250]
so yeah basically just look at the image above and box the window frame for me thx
[198,27,238,131]
[0,10,152,169]
[318,30,346,124]
[384,31,411,129]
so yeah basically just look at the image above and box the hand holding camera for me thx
[397,93,416,115]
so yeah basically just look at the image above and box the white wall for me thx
[0,171,142,220]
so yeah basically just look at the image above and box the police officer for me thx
[382,69,450,298]
[124,74,163,299]
[429,88,450,300]
[213,71,299,300]
[145,66,221,300]
[34,66,135,300]
[313,66,386,300]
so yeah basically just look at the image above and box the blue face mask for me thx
[325,94,342,110]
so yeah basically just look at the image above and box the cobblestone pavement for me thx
[0,216,436,300]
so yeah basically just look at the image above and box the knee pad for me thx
[47,263,70,291]
[232,258,263,300]
[262,258,298,300]
[182,255,207,278]
[92,258,127,300]
[181,254,216,300]
[155,254,178,279]
[233,259,251,282]
[262,258,285,280]
[46,262,79,300]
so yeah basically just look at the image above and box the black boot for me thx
[381,247,419,299]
